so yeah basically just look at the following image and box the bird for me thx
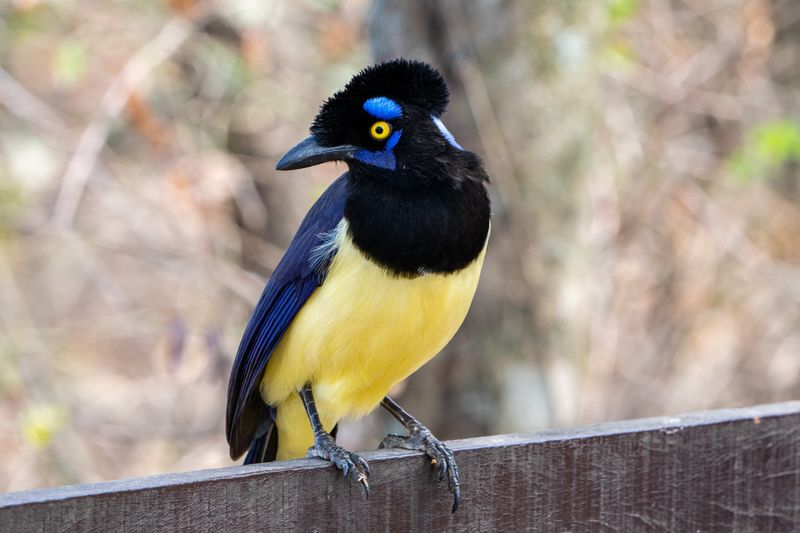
[225,58,491,513]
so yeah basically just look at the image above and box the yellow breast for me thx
[260,219,487,458]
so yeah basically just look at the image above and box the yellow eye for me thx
[369,121,392,140]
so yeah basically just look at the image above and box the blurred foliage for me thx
[730,121,800,182]
[21,404,68,450]
[52,39,87,89]
[1,0,799,493]
[606,0,639,25]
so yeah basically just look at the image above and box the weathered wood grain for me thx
[1,402,799,532]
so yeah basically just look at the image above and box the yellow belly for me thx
[260,220,487,459]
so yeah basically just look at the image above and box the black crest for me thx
[311,59,449,144]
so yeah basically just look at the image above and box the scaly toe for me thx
[307,442,370,498]
[379,426,461,511]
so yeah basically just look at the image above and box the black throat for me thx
[344,150,491,277]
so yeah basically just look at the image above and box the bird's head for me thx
[276,59,470,184]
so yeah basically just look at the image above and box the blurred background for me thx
[1,0,799,492]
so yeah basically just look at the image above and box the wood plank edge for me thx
[2,400,797,508]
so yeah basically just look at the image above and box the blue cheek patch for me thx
[355,129,402,170]
[363,97,403,120]
[432,115,463,150]
[385,129,401,149]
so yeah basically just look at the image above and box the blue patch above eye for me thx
[355,130,402,170]
[363,97,402,120]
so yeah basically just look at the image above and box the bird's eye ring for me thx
[369,121,392,141]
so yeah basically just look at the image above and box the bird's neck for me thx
[343,161,490,277]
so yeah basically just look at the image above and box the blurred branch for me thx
[0,67,71,143]
[211,259,266,307]
[51,16,199,228]
[437,1,541,296]
[443,2,523,215]
[64,232,131,308]
[682,179,800,301]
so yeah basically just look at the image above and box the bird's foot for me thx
[379,424,460,512]
[307,434,370,497]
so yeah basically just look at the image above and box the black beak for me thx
[275,136,359,171]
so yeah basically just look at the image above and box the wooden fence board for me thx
[1,401,799,532]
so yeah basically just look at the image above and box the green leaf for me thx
[306,0,340,12]
[754,120,800,162]
[601,40,636,71]
[21,404,68,449]
[729,120,800,183]
[53,39,87,88]
[607,0,639,24]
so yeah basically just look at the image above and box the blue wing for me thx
[226,174,348,459]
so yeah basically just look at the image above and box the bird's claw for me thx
[379,426,461,512]
[307,436,370,498]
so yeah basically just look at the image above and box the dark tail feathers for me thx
[243,421,278,464]
[242,421,338,464]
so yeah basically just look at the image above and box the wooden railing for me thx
[1,401,799,532]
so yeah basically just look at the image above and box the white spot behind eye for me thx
[432,115,463,150]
